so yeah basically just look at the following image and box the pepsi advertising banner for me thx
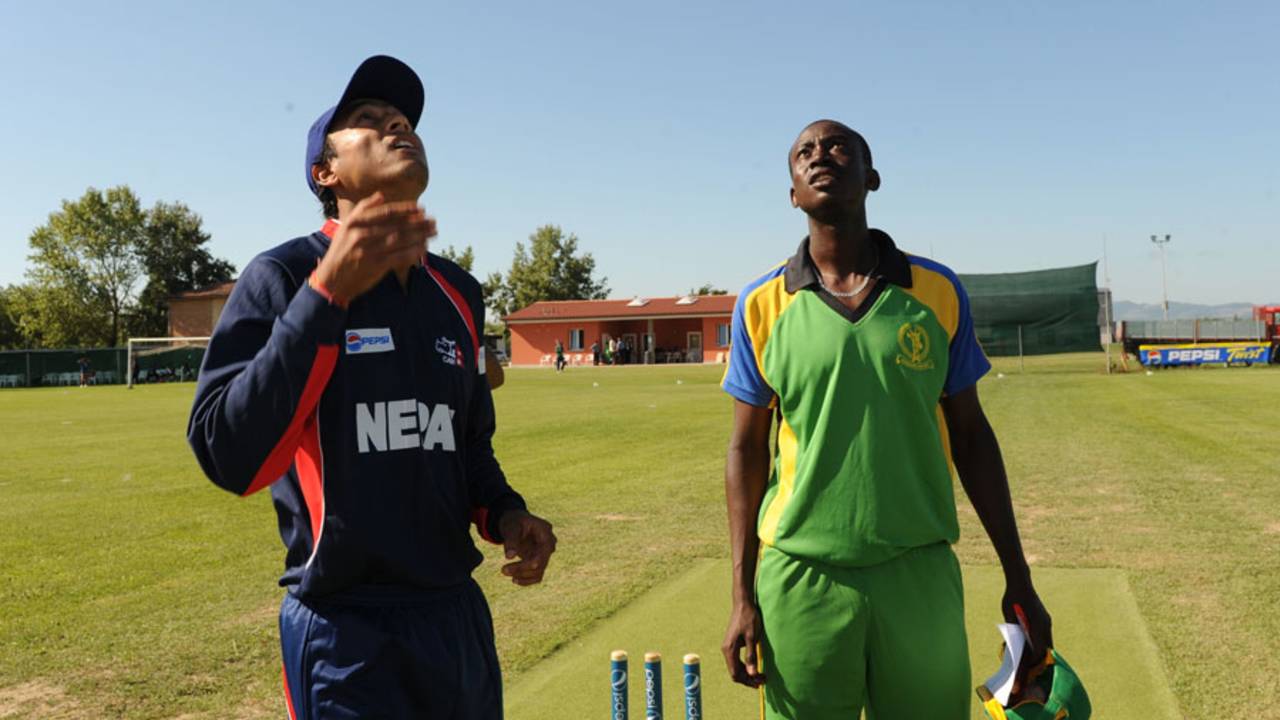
[1139,342,1274,367]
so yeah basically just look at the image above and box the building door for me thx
[687,331,703,363]
[623,333,637,364]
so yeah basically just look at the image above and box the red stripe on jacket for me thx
[426,266,480,368]
[242,345,339,496]
[294,413,326,551]
[426,263,499,543]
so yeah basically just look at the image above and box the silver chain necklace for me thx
[818,262,879,298]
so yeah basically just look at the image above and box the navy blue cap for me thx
[305,55,425,197]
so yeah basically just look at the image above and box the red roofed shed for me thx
[503,295,736,366]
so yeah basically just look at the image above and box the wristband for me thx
[308,273,349,309]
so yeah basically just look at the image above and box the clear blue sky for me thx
[2,1,1276,306]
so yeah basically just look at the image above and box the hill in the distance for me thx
[1113,301,1263,321]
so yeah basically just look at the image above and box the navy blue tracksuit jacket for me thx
[188,220,526,600]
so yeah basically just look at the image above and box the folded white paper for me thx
[981,623,1027,705]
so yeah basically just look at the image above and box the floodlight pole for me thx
[1151,234,1171,320]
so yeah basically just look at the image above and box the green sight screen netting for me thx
[958,262,1100,357]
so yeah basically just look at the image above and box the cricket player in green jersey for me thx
[720,120,1052,719]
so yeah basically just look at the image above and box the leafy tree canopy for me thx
[484,225,608,318]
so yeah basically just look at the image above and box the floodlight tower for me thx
[1151,233,1171,320]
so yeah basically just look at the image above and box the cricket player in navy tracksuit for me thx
[188,55,557,719]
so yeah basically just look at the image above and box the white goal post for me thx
[126,336,210,389]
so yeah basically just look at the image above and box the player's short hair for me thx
[788,121,873,172]
[316,138,338,219]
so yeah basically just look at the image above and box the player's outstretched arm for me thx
[721,399,772,688]
[941,386,1053,671]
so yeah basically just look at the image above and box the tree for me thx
[485,225,609,318]
[26,187,146,347]
[130,201,235,337]
[7,282,101,349]
[689,284,728,296]
[436,245,475,273]
[0,286,24,350]
[17,186,236,348]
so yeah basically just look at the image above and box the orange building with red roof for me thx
[503,295,736,366]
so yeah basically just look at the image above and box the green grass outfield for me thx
[506,561,1179,719]
[1,354,1277,718]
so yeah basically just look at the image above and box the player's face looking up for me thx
[788,120,880,222]
[314,99,429,203]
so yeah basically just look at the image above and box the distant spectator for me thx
[607,337,617,365]
[78,356,91,387]
[591,340,601,366]
[554,339,567,373]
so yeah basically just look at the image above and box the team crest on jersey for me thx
[435,336,463,367]
[345,328,395,354]
[895,322,935,370]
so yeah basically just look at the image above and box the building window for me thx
[569,328,585,351]
[716,323,730,347]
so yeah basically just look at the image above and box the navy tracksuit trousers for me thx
[280,581,502,719]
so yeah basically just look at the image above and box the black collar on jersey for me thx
[783,229,913,294]
[782,229,914,325]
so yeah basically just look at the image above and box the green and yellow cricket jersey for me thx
[722,231,990,567]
